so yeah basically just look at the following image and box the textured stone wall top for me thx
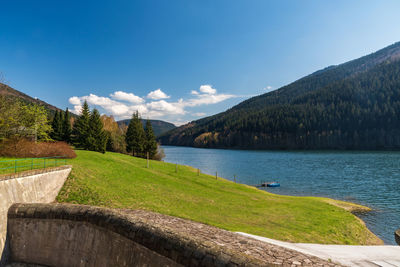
[0,165,72,181]
[8,203,341,266]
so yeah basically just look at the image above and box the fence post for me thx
[44,159,46,169]
[175,164,178,173]
[14,160,17,173]
[234,174,236,183]
[216,171,218,180]
[31,159,33,170]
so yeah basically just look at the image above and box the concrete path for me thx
[237,232,400,267]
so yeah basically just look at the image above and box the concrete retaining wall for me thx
[6,203,337,267]
[0,167,71,264]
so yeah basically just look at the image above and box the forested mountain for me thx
[0,82,61,115]
[160,42,400,150]
[117,119,176,137]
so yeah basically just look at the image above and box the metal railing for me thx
[0,156,68,174]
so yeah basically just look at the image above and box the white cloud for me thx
[72,105,83,115]
[199,84,216,94]
[69,96,81,105]
[110,91,144,104]
[78,94,131,116]
[185,93,234,107]
[146,100,185,115]
[147,89,170,100]
[184,85,235,107]
[264,85,273,92]
[68,84,237,121]
[171,119,189,127]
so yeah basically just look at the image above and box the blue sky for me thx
[1,1,400,125]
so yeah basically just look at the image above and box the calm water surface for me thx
[162,146,400,245]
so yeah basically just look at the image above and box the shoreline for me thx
[58,150,385,245]
[178,162,384,245]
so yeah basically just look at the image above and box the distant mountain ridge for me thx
[117,119,176,137]
[0,82,61,113]
[160,41,400,150]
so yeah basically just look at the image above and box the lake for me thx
[162,146,400,245]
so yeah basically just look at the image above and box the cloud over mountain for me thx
[68,85,237,122]
[147,89,170,100]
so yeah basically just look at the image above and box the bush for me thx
[0,138,76,158]
[153,145,165,161]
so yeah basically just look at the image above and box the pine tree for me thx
[62,108,72,143]
[50,110,59,140]
[73,101,90,149]
[88,109,107,153]
[125,111,145,157]
[51,110,63,141]
[144,120,157,159]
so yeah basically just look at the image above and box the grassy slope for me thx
[56,150,382,245]
[0,157,66,175]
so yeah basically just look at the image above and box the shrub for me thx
[153,145,165,161]
[0,138,76,158]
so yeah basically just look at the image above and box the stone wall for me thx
[0,167,71,265]
[6,203,339,267]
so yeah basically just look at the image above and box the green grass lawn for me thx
[54,150,382,245]
[0,157,68,175]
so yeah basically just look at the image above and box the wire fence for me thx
[0,156,68,175]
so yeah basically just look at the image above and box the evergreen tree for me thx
[144,120,157,159]
[62,107,72,143]
[73,100,90,149]
[50,110,59,140]
[88,109,107,153]
[51,110,63,141]
[125,111,145,157]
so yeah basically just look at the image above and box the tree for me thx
[144,120,157,159]
[88,109,107,153]
[73,100,90,149]
[0,98,51,147]
[0,98,51,142]
[51,110,63,141]
[24,104,52,142]
[100,114,126,153]
[62,108,72,143]
[125,111,145,157]
[0,96,22,141]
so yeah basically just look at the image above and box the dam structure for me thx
[0,167,336,266]
[0,167,399,266]
[0,166,71,265]
[5,203,336,266]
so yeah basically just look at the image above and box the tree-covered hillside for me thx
[0,82,61,115]
[160,42,400,149]
[118,119,175,137]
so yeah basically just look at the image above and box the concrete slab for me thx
[237,232,400,267]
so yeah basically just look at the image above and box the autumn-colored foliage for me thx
[0,138,76,158]
[100,114,126,153]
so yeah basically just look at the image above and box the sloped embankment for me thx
[57,150,382,245]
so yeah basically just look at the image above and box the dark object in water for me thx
[257,182,280,188]
[266,182,280,187]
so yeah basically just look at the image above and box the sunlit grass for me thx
[56,150,382,245]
